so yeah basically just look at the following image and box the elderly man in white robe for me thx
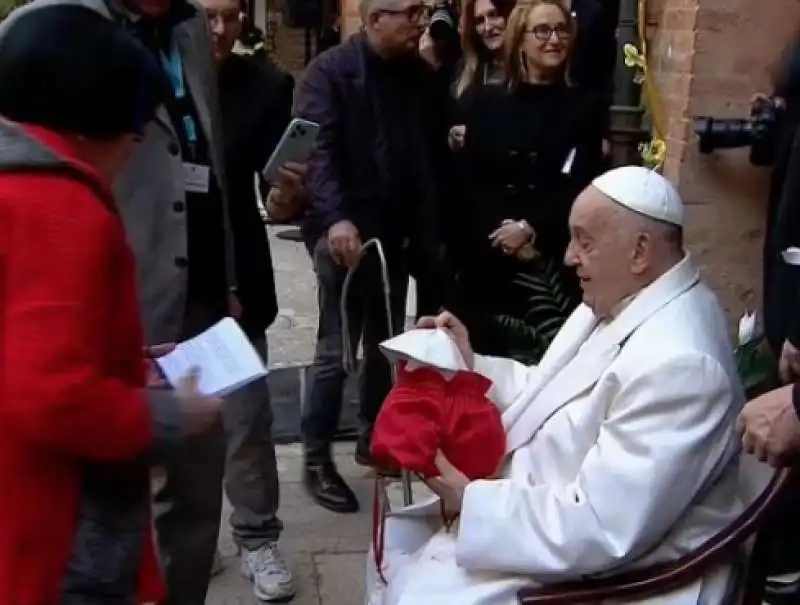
[365,166,745,605]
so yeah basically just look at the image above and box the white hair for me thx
[359,0,401,19]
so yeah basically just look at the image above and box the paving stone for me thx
[315,553,368,605]
[278,480,372,554]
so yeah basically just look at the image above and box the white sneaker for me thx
[241,542,296,602]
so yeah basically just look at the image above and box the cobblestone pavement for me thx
[207,226,422,604]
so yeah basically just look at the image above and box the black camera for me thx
[429,0,458,43]
[693,98,783,167]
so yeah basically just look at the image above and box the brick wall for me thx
[650,0,800,318]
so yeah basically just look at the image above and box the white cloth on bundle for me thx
[379,328,470,379]
[365,254,767,605]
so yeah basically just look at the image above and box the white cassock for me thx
[365,254,750,605]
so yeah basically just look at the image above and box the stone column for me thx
[649,0,800,318]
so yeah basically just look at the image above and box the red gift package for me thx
[371,361,506,481]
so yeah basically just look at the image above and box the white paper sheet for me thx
[155,317,267,397]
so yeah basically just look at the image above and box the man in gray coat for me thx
[0,0,303,602]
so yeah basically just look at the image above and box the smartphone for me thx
[262,118,320,181]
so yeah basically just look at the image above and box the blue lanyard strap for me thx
[160,39,198,147]
[160,39,185,99]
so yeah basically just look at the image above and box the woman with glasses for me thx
[449,0,606,360]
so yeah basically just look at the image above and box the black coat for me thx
[294,33,440,255]
[219,53,293,337]
[451,83,606,355]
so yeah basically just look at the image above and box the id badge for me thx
[183,162,210,194]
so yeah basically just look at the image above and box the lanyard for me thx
[160,39,198,148]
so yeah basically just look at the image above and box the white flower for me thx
[738,311,762,346]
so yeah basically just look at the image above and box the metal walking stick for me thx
[340,237,414,507]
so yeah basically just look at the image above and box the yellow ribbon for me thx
[622,0,667,169]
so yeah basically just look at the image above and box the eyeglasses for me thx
[205,8,241,26]
[377,4,431,21]
[524,23,570,41]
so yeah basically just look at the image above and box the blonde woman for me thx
[449,0,607,359]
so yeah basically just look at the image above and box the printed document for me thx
[156,317,267,397]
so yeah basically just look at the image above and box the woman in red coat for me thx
[0,6,221,604]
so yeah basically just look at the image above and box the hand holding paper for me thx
[155,318,268,397]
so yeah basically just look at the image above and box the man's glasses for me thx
[377,4,431,22]
[525,23,570,42]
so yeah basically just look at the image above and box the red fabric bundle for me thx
[371,361,506,480]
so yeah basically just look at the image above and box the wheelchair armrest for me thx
[518,467,792,604]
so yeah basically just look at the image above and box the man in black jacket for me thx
[295,0,442,514]
[201,0,301,600]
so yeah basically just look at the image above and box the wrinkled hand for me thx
[779,340,800,383]
[489,220,534,254]
[228,291,243,319]
[175,368,223,436]
[327,219,361,267]
[738,384,800,467]
[425,451,470,514]
[144,343,175,388]
[448,125,466,151]
[416,310,474,369]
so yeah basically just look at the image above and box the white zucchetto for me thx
[591,165,684,227]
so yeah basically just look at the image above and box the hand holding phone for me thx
[262,118,320,182]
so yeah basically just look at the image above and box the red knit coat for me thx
[0,124,164,604]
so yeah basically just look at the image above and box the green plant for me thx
[735,336,776,398]
[495,259,576,365]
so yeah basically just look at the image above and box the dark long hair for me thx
[454,0,515,97]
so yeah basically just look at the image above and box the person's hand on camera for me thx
[751,92,785,111]
[327,219,361,267]
[176,368,222,436]
[416,310,474,369]
[448,125,466,151]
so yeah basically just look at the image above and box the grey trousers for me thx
[223,336,283,549]
[153,326,281,605]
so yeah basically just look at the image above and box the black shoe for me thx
[303,461,360,513]
[354,431,401,477]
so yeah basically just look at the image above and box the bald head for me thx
[565,184,685,318]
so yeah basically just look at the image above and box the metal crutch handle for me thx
[340,237,414,506]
